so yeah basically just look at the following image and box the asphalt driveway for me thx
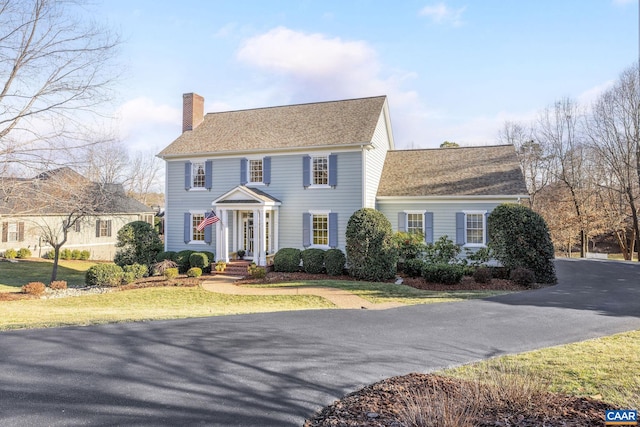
[0,259,638,426]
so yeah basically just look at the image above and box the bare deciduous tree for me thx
[0,0,120,174]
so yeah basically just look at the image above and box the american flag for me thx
[196,210,220,231]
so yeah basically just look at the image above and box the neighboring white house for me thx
[158,94,529,266]
[0,168,156,260]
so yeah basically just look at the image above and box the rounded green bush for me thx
[346,208,398,281]
[473,266,493,284]
[123,263,148,280]
[324,249,346,276]
[16,248,31,259]
[164,267,179,280]
[80,250,91,260]
[488,204,556,284]
[60,248,72,260]
[156,251,177,262]
[510,267,536,287]
[422,263,464,285]
[186,267,202,277]
[273,248,301,272]
[71,249,82,260]
[85,264,124,287]
[403,258,425,278]
[114,221,163,269]
[301,248,325,274]
[201,251,215,272]
[4,248,17,259]
[175,250,195,273]
[189,252,209,269]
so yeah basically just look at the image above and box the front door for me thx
[241,212,254,257]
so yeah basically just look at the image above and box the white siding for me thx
[363,110,392,208]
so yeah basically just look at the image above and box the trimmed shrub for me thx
[422,263,464,285]
[424,235,461,264]
[164,267,179,280]
[123,263,148,280]
[60,248,73,260]
[16,248,31,259]
[3,248,17,259]
[85,264,124,287]
[403,258,425,278]
[346,208,398,281]
[22,281,46,296]
[489,266,511,280]
[214,261,226,272]
[49,280,67,290]
[71,249,82,260]
[114,221,163,269]
[247,263,266,279]
[44,249,55,259]
[301,248,325,274]
[274,248,301,272]
[175,250,195,273]
[122,271,136,284]
[156,251,177,262]
[152,259,178,276]
[187,267,202,278]
[473,266,493,284]
[324,249,346,276]
[393,232,426,261]
[488,204,556,284]
[189,252,209,269]
[80,250,91,260]
[510,267,536,287]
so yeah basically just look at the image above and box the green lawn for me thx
[0,258,95,291]
[0,286,335,330]
[246,280,508,304]
[442,329,640,408]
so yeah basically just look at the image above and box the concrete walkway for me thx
[201,274,404,310]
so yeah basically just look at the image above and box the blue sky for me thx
[95,0,638,152]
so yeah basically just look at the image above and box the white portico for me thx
[212,186,281,266]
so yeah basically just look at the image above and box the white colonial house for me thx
[158,94,529,266]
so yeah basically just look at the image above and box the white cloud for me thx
[577,80,614,105]
[115,97,181,153]
[419,3,466,27]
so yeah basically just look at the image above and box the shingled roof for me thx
[158,96,388,157]
[377,145,528,197]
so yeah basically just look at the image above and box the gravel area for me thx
[41,286,114,299]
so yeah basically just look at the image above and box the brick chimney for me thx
[182,93,204,133]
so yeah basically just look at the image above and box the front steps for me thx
[211,260,251,278]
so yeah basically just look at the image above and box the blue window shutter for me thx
[302,213,311,247]
[184,162,192,190]
[205,160,213,190]
[329,213,338,248]
[328,154,337,187]
[184,213,191,243]
[424,212,434,244]
[398,212,407,232]
[302,156,311,187]
[240,158,248,185]
[263,157,271,185]
[204,220,213,244]
[485,212,490,245]
[455,212,465,245]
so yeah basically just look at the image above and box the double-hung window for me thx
[192,162,206,188]
[96,219,112,237]
[407,213,424,235]
[457,211,487,246]
[249,159,263,184]
[185,160,212,190]
[303,211,338,248]
[312,156,328,186]
[303,154,337,188]
[312,214,329,246]
[191,213,205,242]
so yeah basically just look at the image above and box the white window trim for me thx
[309,210,331,249]
[246,157,265,186]
[404,210,426,235]
[189,210,207,244]
[190,161,206,190]
[308,153,330,189]
[463,210,487,247]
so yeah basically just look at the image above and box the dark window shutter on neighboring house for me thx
[2,222,7,242]
[302,156,311,187]
[184,213,191,243]
[302,213,311,247]
[455,212,465,245]
[107,220,112,237]
[95,220,101,238]
[398,212,407,232]
[263,157,271,185]
[240,158,248,185]
[329,213,338,248]
[18,222,24,241]
[424,212,434,244]
[205,160,213,190]
[184,162,192,190]
[328,154,337,187]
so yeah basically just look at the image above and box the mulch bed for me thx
[304,374,614,427]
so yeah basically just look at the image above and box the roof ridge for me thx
[389,144,514,153]
[204,95,387,116]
